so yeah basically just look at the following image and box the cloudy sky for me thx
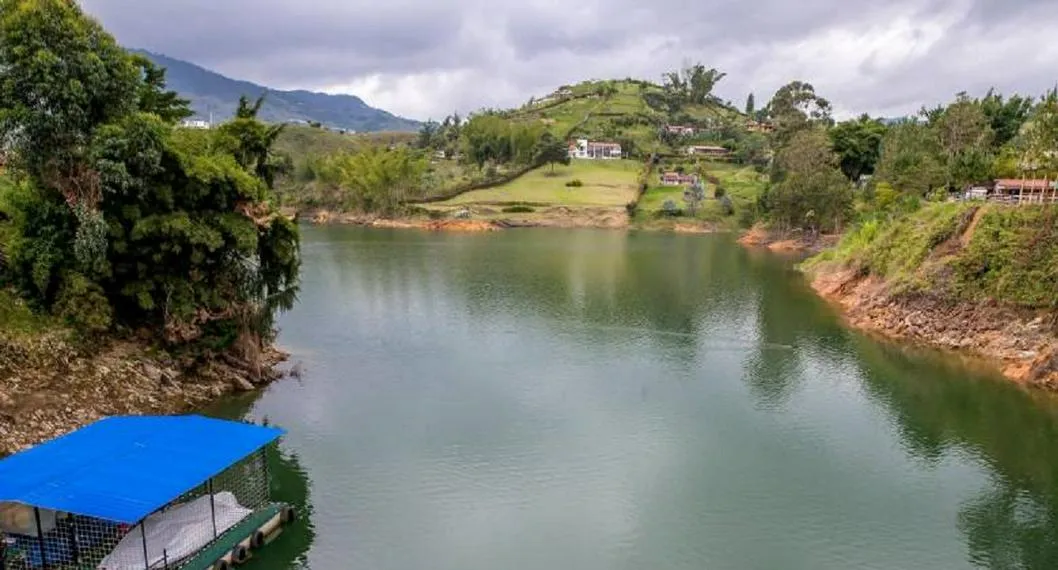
[79,0,1058,121]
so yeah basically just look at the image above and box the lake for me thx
[219,226,1058,570]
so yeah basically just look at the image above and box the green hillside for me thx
[135,50,420,132]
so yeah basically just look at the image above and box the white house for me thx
[568,139,622,160]
[180,119,211,129]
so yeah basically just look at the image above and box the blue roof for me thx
[0,415,284,524]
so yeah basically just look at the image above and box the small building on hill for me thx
[746,120,774,133]
[661,172,699,186]
[685,145,732,159]
[179,119,211,129]
[992,178,1058,203]
[569,139,623,160]
[664,125,696,136]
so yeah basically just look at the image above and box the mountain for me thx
[133,50,421,132]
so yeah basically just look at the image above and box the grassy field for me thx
[639,163,765,213]
[437,160,640,207]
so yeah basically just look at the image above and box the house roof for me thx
[0,415,284,523]
[994,179,1056,191]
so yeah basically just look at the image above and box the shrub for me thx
[714,186,727,199]
[661,199,682,217]
[720,195,735,216]
[502,205,535,213]
[565,179,583,187]
[625,201,638,217]
[53,272,112,332]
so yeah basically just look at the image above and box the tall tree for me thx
[829,114,887,181]
[934,94,994,188]
[0,0,300,348]
[0,0,139,204]
[745,93,756,116]
[533,132,570,173]
[765,128,851,233]
[874,122,946,196]
[767,81,832,144]
[980,89,1033,148]
[130,55,193,124]
[1021,88,1058,173]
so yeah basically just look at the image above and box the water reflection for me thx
[207,395,316,570]
[852,337,1058,568]
[232,226,1058,569]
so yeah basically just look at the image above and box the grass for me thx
[438,160,640,207]
[805,202,1058,308]
[0,288,55,336]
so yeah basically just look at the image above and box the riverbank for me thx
[0,327,290,455]
[797,203,1058,390]
[809,269,1058,388]
[304,208,739,233]
[737,223,840,253]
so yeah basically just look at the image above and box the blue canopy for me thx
[0,415,284,524]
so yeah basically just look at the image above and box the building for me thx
[660,172,699,186]
[991,178,1058,203]
[746,120,775,133]
[664,125,696,136]
[180,119,211,129]
[685,145,732,159]
[568,139,623,160]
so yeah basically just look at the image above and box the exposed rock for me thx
[0,332,288,455]
[808,269,1058,390]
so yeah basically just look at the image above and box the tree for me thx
[0,0,139,202]
[767,81,833,144]
[829,114,887,181]
[0,0,300,350]
[980,89,1033,148]
[874,122,946,196]
[745,93,756,116]
[417,120,440,150]
[1020,88,1058,173]
[534,132,570,173]
[934,95,994,188]
[130,55,193,124]
[765,129,851,233]
[663,63,726,107]
[683,181,705,216]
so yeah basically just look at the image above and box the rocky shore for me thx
[0,332,290,455]
[305,207,631,231]
[737,224,840,254]
[810,268,1058,389]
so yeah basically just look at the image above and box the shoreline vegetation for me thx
[0,1,300,451]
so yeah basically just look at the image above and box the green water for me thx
[220,226,1058,570]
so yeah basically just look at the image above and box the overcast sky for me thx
[79,0,1058,121]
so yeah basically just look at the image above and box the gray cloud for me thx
[78,0,1058,120]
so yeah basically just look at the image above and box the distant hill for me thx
[132,50,421,132]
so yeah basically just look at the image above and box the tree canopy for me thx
[0,0,299,351]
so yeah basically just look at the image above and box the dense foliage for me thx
[0,0,299,350]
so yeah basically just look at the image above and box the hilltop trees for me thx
[0,0,299,348]
[766,81,833,144]
[662,63,727,108]
[745,93,756,116]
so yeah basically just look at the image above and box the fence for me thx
[2,448,271,570]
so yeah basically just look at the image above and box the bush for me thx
[661,199,682,217]
[720,195,735,216]
[53,272,112,332]
[502,205,535,213]
[714,186,727,199]
[565,179,583,187]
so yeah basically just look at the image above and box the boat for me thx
[0,415,296,570]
